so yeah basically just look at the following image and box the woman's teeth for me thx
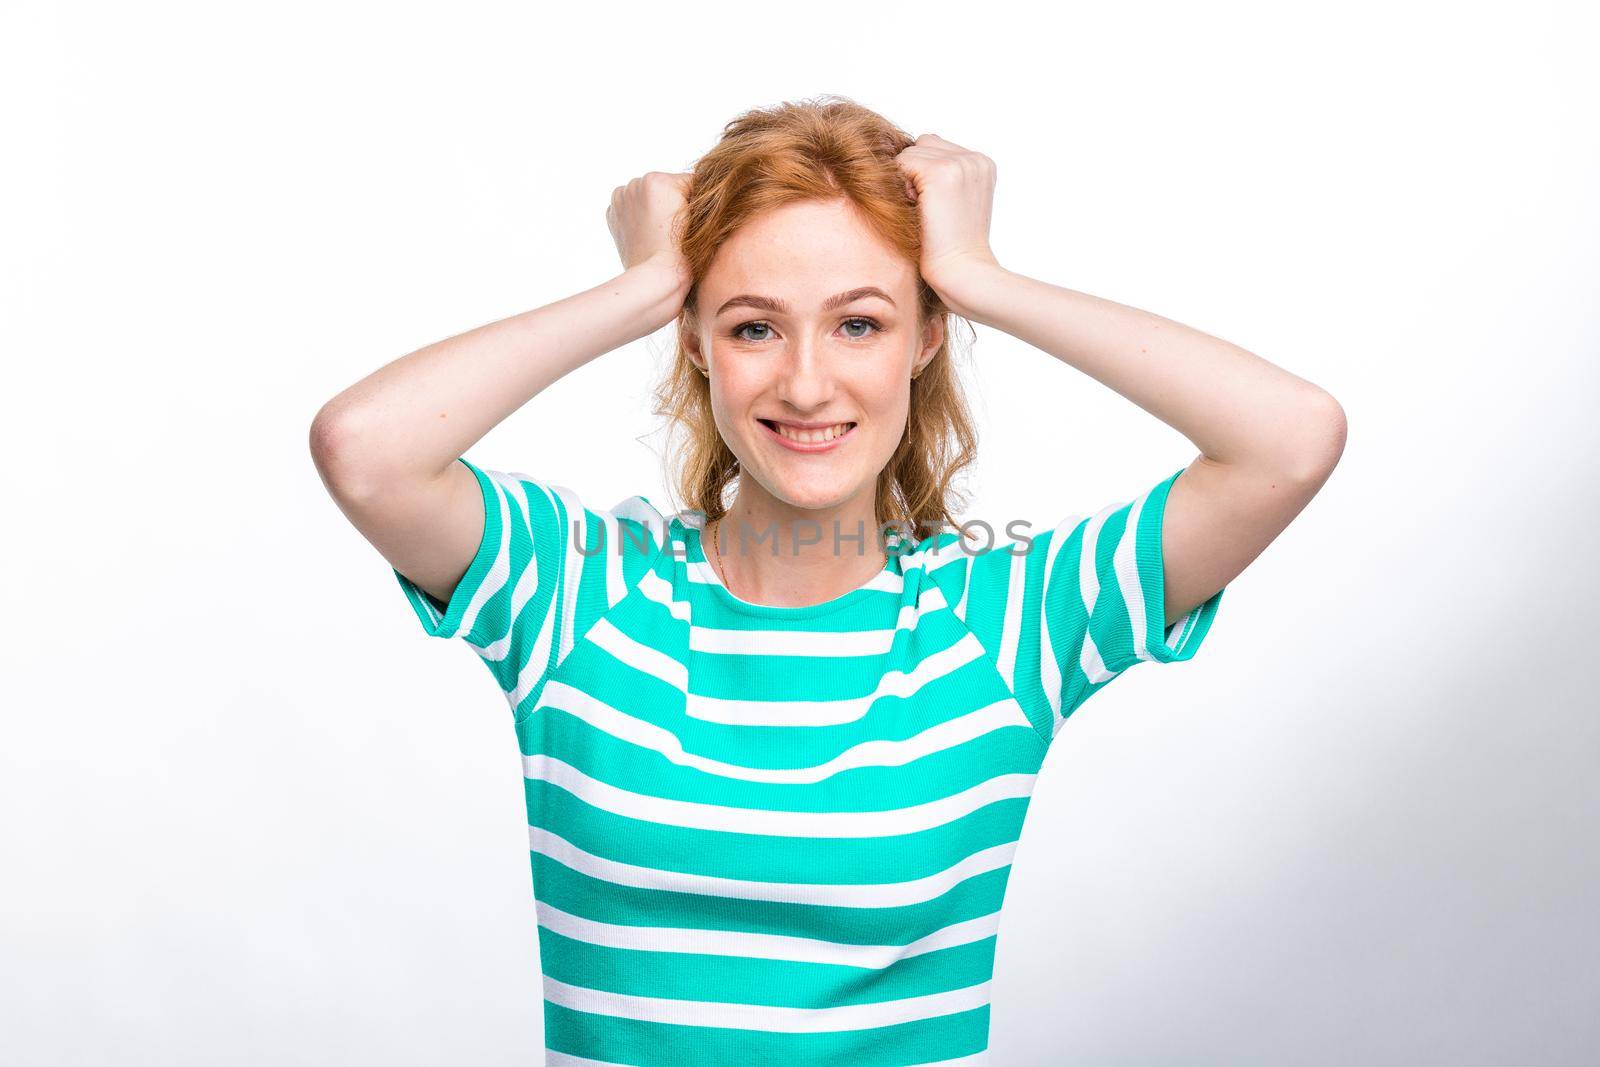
[770,422,852,443]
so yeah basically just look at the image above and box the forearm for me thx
[945,264,1342,480]
[312,253,688,491]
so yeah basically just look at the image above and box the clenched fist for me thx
[894,134,1003,316]
[607,171,693,290]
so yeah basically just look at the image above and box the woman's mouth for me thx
[757,418,858,453]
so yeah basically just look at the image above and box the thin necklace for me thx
[706,515,730,593]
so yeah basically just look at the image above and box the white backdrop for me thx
[4,1,1597,1064]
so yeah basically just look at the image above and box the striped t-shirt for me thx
[393,457,1224,1066]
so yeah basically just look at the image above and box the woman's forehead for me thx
[702,202,915,306]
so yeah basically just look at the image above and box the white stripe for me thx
[545,1035,993,1065]
[921,527,981,567]
[530,824,1020,907]
[995,541,1027,690]
[582,616,689,691]
[454,473,515,643]
[937,527,985,625]
[1114,486,1153,664]
[544,1053,627,1067]
[545,1049,989,1067]
[1075,501,1122,688]
[607,494,670,530]
[907,583,949,622]
[683,627,982,727]
[524,752,1037,838]
[1073,637,1117,692]
[527,680,1034,782]
[634,565,692,623]
[953,565,973,621]
[415,581,442,626]
[547,483,590,668]
[541,974,992,1033]
[534,899,1002,968]
[475,474,544,661]
[690,623,897,657]
[600,510,626,617]
[1037,519,1075,720]
[1167,602,1202,653]
[506,595,563,711]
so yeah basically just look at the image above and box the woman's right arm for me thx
[308,174,693,609]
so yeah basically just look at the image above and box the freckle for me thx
[1140,347,1147,353]
[439,412,448,418]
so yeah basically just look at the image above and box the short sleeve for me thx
[955,465,1225,748]
[392,456,664,716]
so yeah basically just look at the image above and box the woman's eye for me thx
[731,317,880,342]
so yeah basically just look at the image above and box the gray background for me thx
[4,0,1596,1063]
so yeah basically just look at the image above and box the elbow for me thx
[1287,389,1347,486]
[309,401,383,503]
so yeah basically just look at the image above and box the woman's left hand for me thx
[895,133,1004,314]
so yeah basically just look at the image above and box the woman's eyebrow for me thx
[715,286,896,317]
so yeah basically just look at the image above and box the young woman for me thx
[310,97,1344,1066]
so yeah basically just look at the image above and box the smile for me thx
[757,419,858,453]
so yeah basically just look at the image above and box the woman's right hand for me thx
[607,171,693,294]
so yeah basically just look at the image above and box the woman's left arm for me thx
[898,134,1348,628]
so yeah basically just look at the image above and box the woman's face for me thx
[689,197,943,519]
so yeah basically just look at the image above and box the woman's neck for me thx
[709,493,887,608]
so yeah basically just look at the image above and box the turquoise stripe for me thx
[543,999,992,1065]
[528,782,1031,885]
[529,854,1014,945]
[524,706,1037,811]
[538,929,998,1007]
[1134,467,1224,663]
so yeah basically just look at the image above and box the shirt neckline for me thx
[672,514,907,620]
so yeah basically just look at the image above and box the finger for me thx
[917,132,970,157]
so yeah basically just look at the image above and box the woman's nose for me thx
[776,334,835,408]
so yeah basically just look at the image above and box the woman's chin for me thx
[748,466,868,513]
[783,480,875,514]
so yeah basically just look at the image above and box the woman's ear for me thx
[679,317,708,375]
[914,314,945,376]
